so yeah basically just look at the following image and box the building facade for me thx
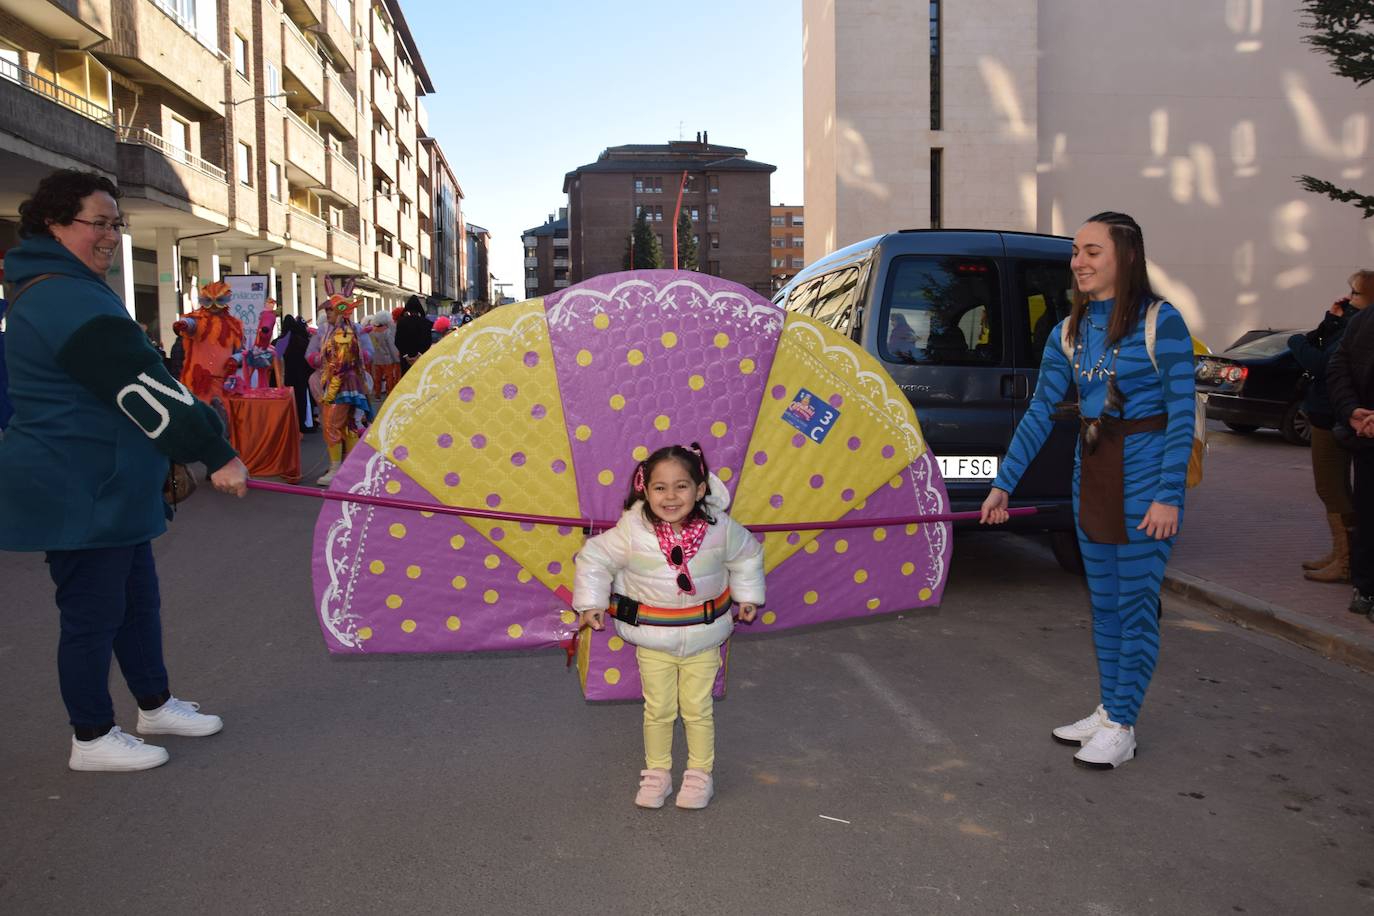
[770,203,804,292]
[465,222,490,307]
[563,135,775,294]
[0,0,460,344]
[802,0,1374,347]
[420,134,464,305]
[521,208,568,299]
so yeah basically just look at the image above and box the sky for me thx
[400,0,804,300]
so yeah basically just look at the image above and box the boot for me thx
[1303,513,1344,570]
[1305,518,1350,583]
[317,442,343,487]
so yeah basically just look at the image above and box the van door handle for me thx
[1001,374,1029,400]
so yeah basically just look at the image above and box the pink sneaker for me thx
[634,768,673,808]
[675,768,714,809]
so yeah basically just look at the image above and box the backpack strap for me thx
[3,272,60,318]
[1060,319,1073,360]
[1144,299,1162,372]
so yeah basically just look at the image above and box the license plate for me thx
[936,455,1000,480]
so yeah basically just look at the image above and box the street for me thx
[2,432,1373,916]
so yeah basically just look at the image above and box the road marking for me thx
[818,814,850,824]
[837,652,949,746]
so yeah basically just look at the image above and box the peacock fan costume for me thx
[307,288,373,486]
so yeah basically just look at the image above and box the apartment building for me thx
[464,222,490,307]
[420,134,463,305]
[521,208,568,299]
[0,0,457,344]
[563,134,775,294]
[770,203,803,292]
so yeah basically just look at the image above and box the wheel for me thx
[1279,400,1311,446]
[1050,529,1084,575]
[1224,422,1259,434]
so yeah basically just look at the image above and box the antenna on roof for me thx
[678,120,684,140]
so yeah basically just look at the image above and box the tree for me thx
[621,210,664,269]
[1296,0,1374,218]
[676,209,698,270]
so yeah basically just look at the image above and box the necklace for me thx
[1073,325,1118,382]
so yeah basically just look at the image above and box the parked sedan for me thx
[1197,329,1310,445]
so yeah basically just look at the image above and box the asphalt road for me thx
[2,456,1372,915]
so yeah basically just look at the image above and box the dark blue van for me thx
[772,230,1081,570]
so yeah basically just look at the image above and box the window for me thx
[167,116,190,153]
[401,244,412,266]
[791,215,804,227]
[880,255,1001,365]
[377,231,393,256]
[656,233,664,248]
[525,246,536,258]
[930,0,942,130]
[706,260,720,276]
[634,176,644,194]
[652,176,662,193]
[771,257,784,269]
[237,141,252,186]
[771,215,785,227]
[771,237,785,248]
[266,62,282,106]
[710,233,720,250]
[1017,259,1075,361]
[790,257,804,268]
[636,204,647,220]
[930,148,943,229]
[789,236,801,248]
[688,207,700,221]
[708,175,718,193]
[233,33,248,77]
[653,205,663,222]
[267,161,281,200]
[400,196,412,217]
[809,266,861,333]
[684,175,698,192]
[708,203,718,223]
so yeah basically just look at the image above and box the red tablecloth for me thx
[225,391,301,482]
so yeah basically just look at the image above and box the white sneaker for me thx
[1073,720,1136,768]
[1052,704,1108,745]
[316,462,340,486]
[69,727,169,772]
[137,697,223,737]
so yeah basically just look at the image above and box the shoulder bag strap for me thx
[3,272,61,319]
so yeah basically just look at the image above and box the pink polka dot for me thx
[791,434,806,448]
[436,433,453,448]
[809,474,824,489]
[547,561,562,574]
[531,404,547,420]
[841,488,855,501]
[557,526,572,536]
[471,434,487,449]
[769,494,784,509]
[393,446,409,461]
[502,383,518,400]
[519,522,535,532]
[459,387,474,402]
[524,351,539,367]
[551,458,566,474]
[828,394,844,408]
[882,445,895,459]
[771,385,787,400]
[847,436,862,451]
[786,532,800,545]
[486,493,501,508]
[753,451,769,466]
[511,452,526,466]
[490,527,505,541]
[444,472,460,486]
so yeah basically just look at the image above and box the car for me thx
[772,230,1084,572]
[1196,329,1310,445]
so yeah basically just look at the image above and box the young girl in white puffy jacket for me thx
[576,443,765,811]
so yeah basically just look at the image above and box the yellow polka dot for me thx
[451,575,467,590]
[661,331,678,348]
[626,348,644,367]
[901,562,916,576]
[608,636,625,651]
[609,394,626,411]
[889,476,903,489]
[598,469,615,486]
[709,421,727,438]
[401,618,417,633]
[357,627,373,640]
[804,540,820,555]
[905,524,919,536]
[517,569,533,584]
[421,511,434,519]
[718,467,733,482]
[654,414,671,431]
[761,610,777,625]
[485,589,500,604]
[632,445,649,461]
[919,587,933,601]
[803,590,819,605]
[604,667,621,685]
[369,560,386,575]
[867,598,881,610]
[593,313,610,330]
[385,594,402,609]
[559,610,576,624]
[576,349,593,367]
[385,480,402,495]
[446,616,461,631]
[484,554,500,570]
[506,623,523,638]
[389,523,406,539]
[406,565,421,579]
[450,534,466,550]
[688,374,705,391]
[575,424,592,441]
[713,332,729,348]
[854,569,869,584]
[873,528,888,542]
[738,358,755,375]
[834,539,849,554]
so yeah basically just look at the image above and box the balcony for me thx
[282,17,325,106]
[319,67,356,138]
[103,0,222,116]
[553,279,571,289]
[372,191,398,234]
[324,148,359,207]
[266,198,287,239]
[287,206,329,256]
[371,132,396,184]
[369,7,395,75]
[328,225,361,271]
[370,69,396,127]
[115,125,228,218]
[283,109,326,185]
[0,60,116,174]
[399,260,418,292]
[524,256,538,268]
[318,0,355,62]
[374,249,399,286]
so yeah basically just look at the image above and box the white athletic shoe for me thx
[1073,720,1136,768]
[1052,704,1108,745]
[137,697,223,737]
[69,727,169,772]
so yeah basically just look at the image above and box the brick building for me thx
[0,0,463,342]
[521,208,568,299]
[770,203,804,292]
[563,134,774,293]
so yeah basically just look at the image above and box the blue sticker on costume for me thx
[781,387,840,443]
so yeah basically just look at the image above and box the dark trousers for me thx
[1352,450,1374,595]
[46,542,169,731]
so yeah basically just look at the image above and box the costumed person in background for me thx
[306,283,373,486]
[981,211,1195,770]
[0,168,247,773]
[226,305,280,391]
[431,314,451,343]
[173,279,245,407]
[394,295,431,375]
[575,443,765,810]
[274,314,315,432]
[362,309,401,401]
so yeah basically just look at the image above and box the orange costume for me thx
[174,280,245,403]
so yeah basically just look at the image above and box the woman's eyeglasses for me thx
[70,217,128,234]
[668,544,696,595]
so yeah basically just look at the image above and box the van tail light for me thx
[1219,365,1248,384]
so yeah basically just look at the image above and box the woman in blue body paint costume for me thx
[980,212,1196,769]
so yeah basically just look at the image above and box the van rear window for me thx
[880,256,1001,365]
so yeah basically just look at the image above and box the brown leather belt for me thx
[1078,412,1167,544]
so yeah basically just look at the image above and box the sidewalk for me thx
[1165,423,1374,672]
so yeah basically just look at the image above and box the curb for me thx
[1163,570,1374,675]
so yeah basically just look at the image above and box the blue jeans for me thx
[46,542,169,732]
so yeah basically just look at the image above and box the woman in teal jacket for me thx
[0,170,248,772]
